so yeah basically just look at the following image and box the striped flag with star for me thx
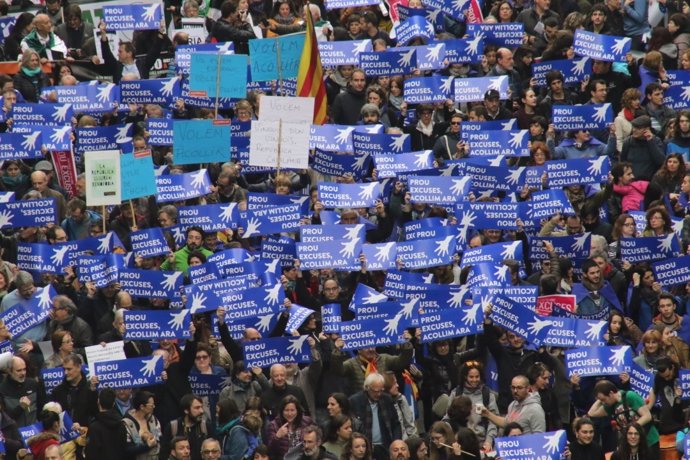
[297,4,327,124]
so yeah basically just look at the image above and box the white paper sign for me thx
[84,150,122,206]
[85,341,127,375]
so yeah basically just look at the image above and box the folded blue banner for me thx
[0,286,56,339]
[396,44,446,71]
[185,282,284,317]
[466,23,524,47]
[0,198,57,229]
[76,254,121,288]
[573,29,630,62]
[214,312,279,340]
[123,310,191,340]
[187,373,226,397]
[76,123,133,154]
[175,42,235,75]
[178,202,239,231]
[10,124,71,152]
[551,104,613,130]
[454,76,509,103]
[529,234,591,264]
[546,157,610,187]
[285,304,314,333]
[629,362,653,400]
[462,241,523,268]
[241,204,302,237]
[620,235,680,263]
[397,235,457,269]
[460,119,517,140]
[243,335,313,368]
[207,247,255,266]
[41,367,64,394]
[383,269,434,299]
[361,242,397,271]
[532,57,589,87]
[319,40,372,66]
[466,130,529,157]
[487,292,539,340]
[188,261,222,285]
[312,150,368,179]
[403,218,446,240]
[403,76,451,104]
[355,300,410,323]
[248,33,305,82]
[408,175,471,204]
[520,189,575,227]
[119,269,182,299]
[130,227,169,258]
[260,236,296,267]
[317,182,380,208]
[565,345,632,376]
[102,3,162,30]
[653,255,690,286]
[353,131,410,155]
[394,15,435,46]
[120,77,179,106]
[350,283,389,312]
[0,131,42,160]
[310,124,355,153]
[247,193,309,216]
[49,83,119,112]
[374,151,432,178]
[496,430,566,460]
[322,303,341,333]
[467,262,512,288]
[420,305,483,342]
[11,103,73,125]
[96,355,164,389]
[422,0,466,20]
[156,169,212,203]
[339,316,411,350]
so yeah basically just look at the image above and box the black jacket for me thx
[51,374,98,426]
[84,409,126,460]
[348,391,402,449]
[100,33,163,83]
[0,376,45,427]
[210,17,256,55]
[332,86,366,125]
[12,69,50,103]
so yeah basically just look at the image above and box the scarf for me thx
[416,120,434,137]
[361,357,378,376]
[217,417,241,435]
[272,14,297,25]
[21,66,41,78]
[623,108,636,121]
[22,29,55,56]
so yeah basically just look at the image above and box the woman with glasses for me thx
[610,423,651,460]
[428,421,455,460]
[432,113,464,162]
[191,343,227,423]
[42,330,73,369]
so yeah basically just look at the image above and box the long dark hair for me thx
[277,395,304,426]
[325,414,352,443]
[617,423,649,459]
[217,399,241,425]
[457,361,485,389]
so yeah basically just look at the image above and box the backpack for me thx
[225,424,258,460]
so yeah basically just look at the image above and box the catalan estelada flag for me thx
[297,4,328,124]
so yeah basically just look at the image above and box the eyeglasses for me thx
[196,355,210,360]
[202,449,221,454]
[627,431,640,437]
[450,121,461,125]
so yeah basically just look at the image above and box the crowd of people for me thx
[0,0,689,459]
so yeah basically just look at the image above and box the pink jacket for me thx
[613,181,649,212]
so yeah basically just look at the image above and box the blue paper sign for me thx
[546,157,610,187]
[353,131,410,155]
[260,236,296,267]
[462,241,523,268]
[0,132,42,159]
[121,152,157,201]
[11,103,73,125]
[532,57,590,87]
[248,33,305,82]
[76,254,122,288]
[50,83,119,112]
[312,150,369,178]
[460,119,517,138]
[322,303,341,333]
[420,306,483,342]
[0,198,57,229]
[95,355,164,388]
[324,0,378,9]
[663,84,690,110]
[338,316,411,351]
[529,234,592,263]
[178,202,239,231]
[404,75,452,104]
[361,242,397,271]
[102,3,162,31]
[620,235,680,263]
[173,119,231,165]
[573,29,631,62]
[455,202,520,231]
[629,362,654,400]
[130,227,170,258]
[359,50,417,77]
[466,130,529,157]
[156,169,212,202]
[179,77,233,110]
[521,189,575,227]
[120,77,180,105]
[396,44,446,71]
[653,255,690,286]
[76,124,133,154]
[310,124,355,153]
[408,175,471,204]
[190,53,248,98]
[317,182,380,208]
[439,38,484,64]
[11,124,71,152]
[551,104,613,130]
[241,204,302,237]
[319,40,372,66]
[466,23,525,47]
[0,286,56,339]
[565,346,632,377]
[185,282,284,316]
[296,239,361,271]
[394,15,434,45]
[187,373,226,397]
[454,76,509,103]
[41,368,64,394]
[383,269,434,299]
[243,335,313,368]
[119,269,183,299]
[123,310,191,340]
[396,235,457,269]
[496,430,566,460]
[373,151,433,178]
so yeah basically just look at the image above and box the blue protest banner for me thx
[403,76,450,104]
[318,40,372,66]
[324,0,378,9]
[361,242,397,271]
[185,282,284,317]
[439,38,484,64]
[397,235,457,269]
[0,132,42,160]
[156,169,212,203]
[653,255,690,286]
[403,218,447,240]
[18,424,41,444]
[41,368,64,394]
[322,303,341,333]
[532,57,589,87]
[119,269,183,299]
[495,430,566,460]
[248,33,305,82]
[620,235,680,263]
[18,240,92,274]
[573,29,630,62]
[243,335,313,368]
[102,3,162,30]
[353,131,410,155]
[629,362,654,400]
[466,23,525,47]
[0,198,57,229]
[455,202,520,231]
[120,152,157,201]
[296,240,361,271]
[11,103,72,126]
[261,236,296,267]
[420,305,483,342]
[466,130,529,157]
[130,227,170,258]
[76,254,121,288]
[50,83,119,112]
[188,261,222,284]
[662,84,690,110]
[175,42,235,75]
[460,119,518,139]
[187,373,226,397]
[529,234,592,264]
[408,175,470,204]
[190,53,248,98]
[317,182,380,208]
[394,16,434,45]
[383,269,434,299]
[350,283,389,311]
[173,119,231,165]
[373,151,432,178]
[339,316,411,350]
[241,204,302,237]
[537,317,607,347]
[467,161,527,193]
[310,124,355,153]
[359,50,417,77]
[301,224,366,246]
[0,286,56,339]
[486,292,538,340]
[75,124,133,154]
[454,76,509,103]
[0,17,15,45]
[521,189,575,227]
[178,202,239,231]
[551,104,613,130]
[284,304,313,333]
[565,346,632,377]
[396,44,446,71]
[95,355,164,388]
[312,150,368,179]
[11,124,71,152]
[120,77,179,105]
[146,118,173,146]
[546,157,610,187]
[123,310,191,340]
[462,241,523,268]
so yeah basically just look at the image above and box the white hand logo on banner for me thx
[352,41,369,53]
[494,264,510,282]
[97,232,113,253]
[171,227,184,243]
[422,273,434,283]
[351,153,370,172]
[452,0,469,11]
[674,218,684,235]
[440,76,454,94]
[426,9,441,22]
[450,177,470,196]
[425,43,444,62]
[487,76,506,91]
[50,126,71,143]
[142,3,160,21]
[611,37,630,54]
[96,83,115,103]
[344,224,364,241]
[505,167,525,186]
[657,234,676,253]
[50,246,69,265]
[542,431,564,454]
[264,258,280,274]
[434,235,455,257]
[290,196,309,206]
[287,335,309,355]
[254,314,274,332]
[508,131,527,148]
[358,182,377,200]
[571,57,589,75]
[161,272,182,291]
[375,242,395,262]
[587,156,607,176]
[400,297,419,319]
[115,124,132,143]
[53,105,70,123]
[340,238,359,258]
[397,49,415,67]
[592,104,610,124]
[501,119,517,130]
[335,126,355,145]
[168,310,188,330]
[500,240,520,259]
[609,347,628,366]
[464,33,484,55]
[218,203,236,223]
[448,289,465,308]
[243,217,261,237]
[571,233,590,251]
[189,170,207,189]
[161,78,177,97]
[215,42,233,53]
[462,301,480,325]
[263,284,282,306]
[383,313,403,336]
[414,151,432,168]
[584,321,607,341]
[363,290,387,304]
[527,317,553,335]
[389,133,409,153]
[440,164,456,176]
[189,291,207,313]
[37,287,52,310]
[140,354,162,377]
[21,132,40,150]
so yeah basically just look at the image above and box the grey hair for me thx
[363,372,384,390]
[13,271,34,289]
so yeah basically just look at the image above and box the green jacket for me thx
[160,246,213,274]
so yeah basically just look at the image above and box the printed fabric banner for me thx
[242,336,313,368]
[317,182,380,208]
[551,104,613,131]
[420,306,483,342]
[156,170,212,203]
[564,345,632,377]
[454,75,509,103]
[546,157,610,187]
[466,23,525,47]
[123,310,191,340]
[573,29,631,62]
[95,355,164,388]
[496,430,566,460]
[619,235,680,263]
[119,78,180,105]
[102,3,162,31]
[319,40,372,66]
[653,255,690,286]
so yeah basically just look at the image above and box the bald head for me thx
[34,14,52,35]
[270,364,287,388]
[31,171,48,193]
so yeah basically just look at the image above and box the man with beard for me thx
[332,69,366,125]
[285,426,337,460]
[161,395,211,460]
[389,440,410,460]
[161,226,212,274]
